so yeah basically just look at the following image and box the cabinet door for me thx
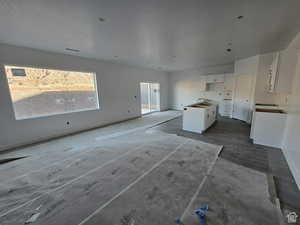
[215,75,225,83]
[204,110,211,128]
[276,48,297,93]
[206,75,225,83]
[206,75,215,83]
[224,74,235,90]
[220,100,233,116]
[199,80,207,91]
[211,76,218,83]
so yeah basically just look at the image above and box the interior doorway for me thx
[233,74,253,122]
[140,82,160,115]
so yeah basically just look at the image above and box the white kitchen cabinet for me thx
[206,106,217,127]
[250,104,281,139]
[198,80,207,91]
[206,75,215,83]
[206,75,225,83]
[252,109,287,148]
[215,75,225,83]
[183,103,217,134]
[223,90,233,99]
[276,48,298,94]
[219,100,233,117]
[232,74,253,122]
[223,74,235,91]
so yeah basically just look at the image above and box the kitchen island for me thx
[182,102,217,134]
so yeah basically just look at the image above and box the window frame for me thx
[3,64,100,120]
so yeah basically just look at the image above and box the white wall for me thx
[254,53,288,106]
[281,33,300,189]
[234,56,259,76]
[168,64,234,110]
[233,53,288,113]
[255,53,279,104]
[0,44,169,151]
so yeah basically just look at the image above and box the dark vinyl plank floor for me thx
[152,116,300,213]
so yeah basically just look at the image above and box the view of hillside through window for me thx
[5,65,99,120]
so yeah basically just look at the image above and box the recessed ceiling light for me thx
[237,15,244,19]
[226,48,232,52]
[65,48,80,52]
[98,17,105,22]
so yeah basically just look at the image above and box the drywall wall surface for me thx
[168,71,234,110]
[167,64,234,110]
[252,52,289,106]
[282,49,300,190]
[233,54,288,111]
[276,47,298,94]
[234,55,259,76]
[254,53,280,104]
[0,44,169,151]
[175,64,234,75]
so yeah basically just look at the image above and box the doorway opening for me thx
[140,82,160,115]
[232,74,253,123]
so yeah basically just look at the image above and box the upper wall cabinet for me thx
[198,79,207,92]
[275,48,298,94]
[206,75,225,83]
[223,74,235,91]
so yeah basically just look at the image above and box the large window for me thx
[4,65,99,120]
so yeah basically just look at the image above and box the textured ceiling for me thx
[0,0,300,71]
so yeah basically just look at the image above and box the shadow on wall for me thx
[13,91,98,119]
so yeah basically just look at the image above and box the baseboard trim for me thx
[0,116,140,154]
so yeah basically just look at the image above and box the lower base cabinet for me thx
[183,103,217,134]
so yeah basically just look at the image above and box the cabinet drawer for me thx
[206,75,225,83]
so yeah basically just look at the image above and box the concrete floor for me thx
[0,117,223,225]
[153,116,300,224]
[1,112,298,225]
[183,158,278,225]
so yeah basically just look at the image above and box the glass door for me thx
[150,83,160,112]
[140,82,151,114]
[140,82,160,115]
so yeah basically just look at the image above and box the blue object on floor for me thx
[200,205,209,211]
[195,210,207,225]
[175,218,181,224]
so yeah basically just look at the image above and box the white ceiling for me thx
[0,0,300,71]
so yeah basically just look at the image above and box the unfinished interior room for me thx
[1,1,300,224]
